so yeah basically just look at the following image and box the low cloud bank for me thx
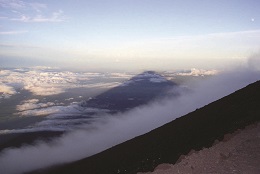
[0,67,127,97]
[0,83,17,99]
[176,68,218,76]
[16,99,56,112]
[0,59,260,174]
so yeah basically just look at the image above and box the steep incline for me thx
[34,81,260,174]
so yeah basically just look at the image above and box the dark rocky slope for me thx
[34,80,260,174]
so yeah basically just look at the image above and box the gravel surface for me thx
[139,122,260,174]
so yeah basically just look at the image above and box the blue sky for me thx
[0,0,260,71]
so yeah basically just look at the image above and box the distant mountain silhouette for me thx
[83,71,177,112]
[39,81,260,174]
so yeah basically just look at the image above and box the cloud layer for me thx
[0,83,16,99]
[0,67,125,97]
[0,67,218,99]
[177,68,218,76]
[0,62,259,174]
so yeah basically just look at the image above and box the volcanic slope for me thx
[34,80,260,174]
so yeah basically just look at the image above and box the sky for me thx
[0,0,260,71]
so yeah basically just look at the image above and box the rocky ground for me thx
[140,122,260,174]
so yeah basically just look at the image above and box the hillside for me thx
[33,80,260,174]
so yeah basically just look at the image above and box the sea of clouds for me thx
[0,66,218,120]
[0,66,127,99]
[0,66,218,99]
[0,67,219,133]
[1,61,259,174]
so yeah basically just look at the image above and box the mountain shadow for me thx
[83,71,177,112]
[0,71,177,151]
[36,80,260,174]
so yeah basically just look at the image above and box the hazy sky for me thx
[0,0,260,71]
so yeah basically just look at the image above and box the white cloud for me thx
[65,98,74,101]
[16,106,62,116]
[0,83,16,99]
[109,73,135,79]
[16,99,56,112]
[0,67,221,98]
[0,0,66,23]
[0,127,65,135]
[13,98,65,117]
[0,68,79,96]
[0,68,117,96]
[10,104,111,132]
[0,0,26,10]
[25,86,65,96]
[11,10,66,23]
[177,68,219,76]
[0,30,28,35]
[0,69,11,75]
